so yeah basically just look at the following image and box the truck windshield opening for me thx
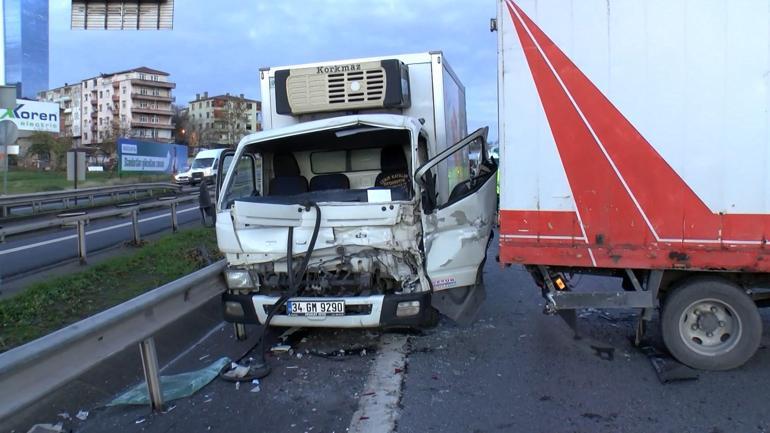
[222,125,414,207]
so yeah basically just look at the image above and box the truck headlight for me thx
[225,269,256,289]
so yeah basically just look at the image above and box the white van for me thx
[185,148,226,185]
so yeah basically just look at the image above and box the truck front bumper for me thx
[221,291,433,328]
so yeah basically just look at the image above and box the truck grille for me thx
[283,60,395,114]
[327,68,385,105]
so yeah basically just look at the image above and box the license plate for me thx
[287,300,345,317]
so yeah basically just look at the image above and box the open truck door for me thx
[415,127,497,324]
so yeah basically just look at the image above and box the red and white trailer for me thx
[496,0,770,370]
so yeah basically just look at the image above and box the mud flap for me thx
[431,283,486,326]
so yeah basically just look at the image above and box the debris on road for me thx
[108,356,230,406]
[591,345,615,361]
[56,412,70,421]
[25,423,64,433]
[221,363,251,380]
[135,418,145,425]
[278,327,303,341]
[640,345,699,383]
[75,410,89,421]
[271,344,292,353]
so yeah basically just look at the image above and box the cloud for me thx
[48,0,500,139]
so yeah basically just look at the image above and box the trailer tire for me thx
[661,277,761,371]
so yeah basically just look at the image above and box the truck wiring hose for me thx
[222,202,322,380]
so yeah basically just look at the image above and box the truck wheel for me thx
[661,277,761,371]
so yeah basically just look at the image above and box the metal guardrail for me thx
[0,260,227,419]
[0,193,201,263]
[0,182,184,218]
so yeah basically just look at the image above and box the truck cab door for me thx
[415,127,497,324]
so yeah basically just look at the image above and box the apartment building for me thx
[39,83,82,142]
[39,66,176,148]
[187,92,261,147]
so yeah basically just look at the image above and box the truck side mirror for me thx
[199,182,216,227]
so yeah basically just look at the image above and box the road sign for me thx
[0,120,18,193]
[0,119,18,147]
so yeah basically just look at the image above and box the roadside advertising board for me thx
[118,138,188,174]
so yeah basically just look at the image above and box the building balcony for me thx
[91,111,97,118]
[131,93,174,102]
[131,107,173,116]
[131,121,175,130]
[131,79,176,89]
[112,95,119,102]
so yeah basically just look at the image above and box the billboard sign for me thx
[0,99,60,133]
[118,138,188,174]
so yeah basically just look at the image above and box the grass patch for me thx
[4,169,171,194]
[0,227,222,352]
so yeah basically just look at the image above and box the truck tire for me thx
[661,277,761,371]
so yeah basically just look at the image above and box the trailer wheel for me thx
[661,277,761,371]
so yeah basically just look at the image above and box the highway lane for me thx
[0,203,201,281]
[23,235,770,433]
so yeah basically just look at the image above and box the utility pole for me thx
[0,85,18,196]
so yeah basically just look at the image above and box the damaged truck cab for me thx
[214,52,497,328]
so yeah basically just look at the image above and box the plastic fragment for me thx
[296,353,303,359]
[235,382,240,390]
[271,344,292,352]
[56,413,71,421]
[76,410,89,421]
[25,423,64,433]
[222,364,251,380]
[250,385,261,393]
[135,418,146,425]
[109,357,230,406]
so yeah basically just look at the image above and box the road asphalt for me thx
[8,237,770,433]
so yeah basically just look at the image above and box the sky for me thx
[49,0,501,141]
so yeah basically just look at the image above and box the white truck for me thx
[208,52,498,329]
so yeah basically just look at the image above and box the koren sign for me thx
[0,99,60,133]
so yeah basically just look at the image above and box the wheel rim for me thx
[678,298,742,357]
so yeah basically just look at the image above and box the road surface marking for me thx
[348,334,408,433]
[0,206,198,256]
[160,322,226,373]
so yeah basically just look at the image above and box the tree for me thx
[220,95,251,147]
[172,104,189,144]
[100,118,132,157]
[26,131,72,170]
